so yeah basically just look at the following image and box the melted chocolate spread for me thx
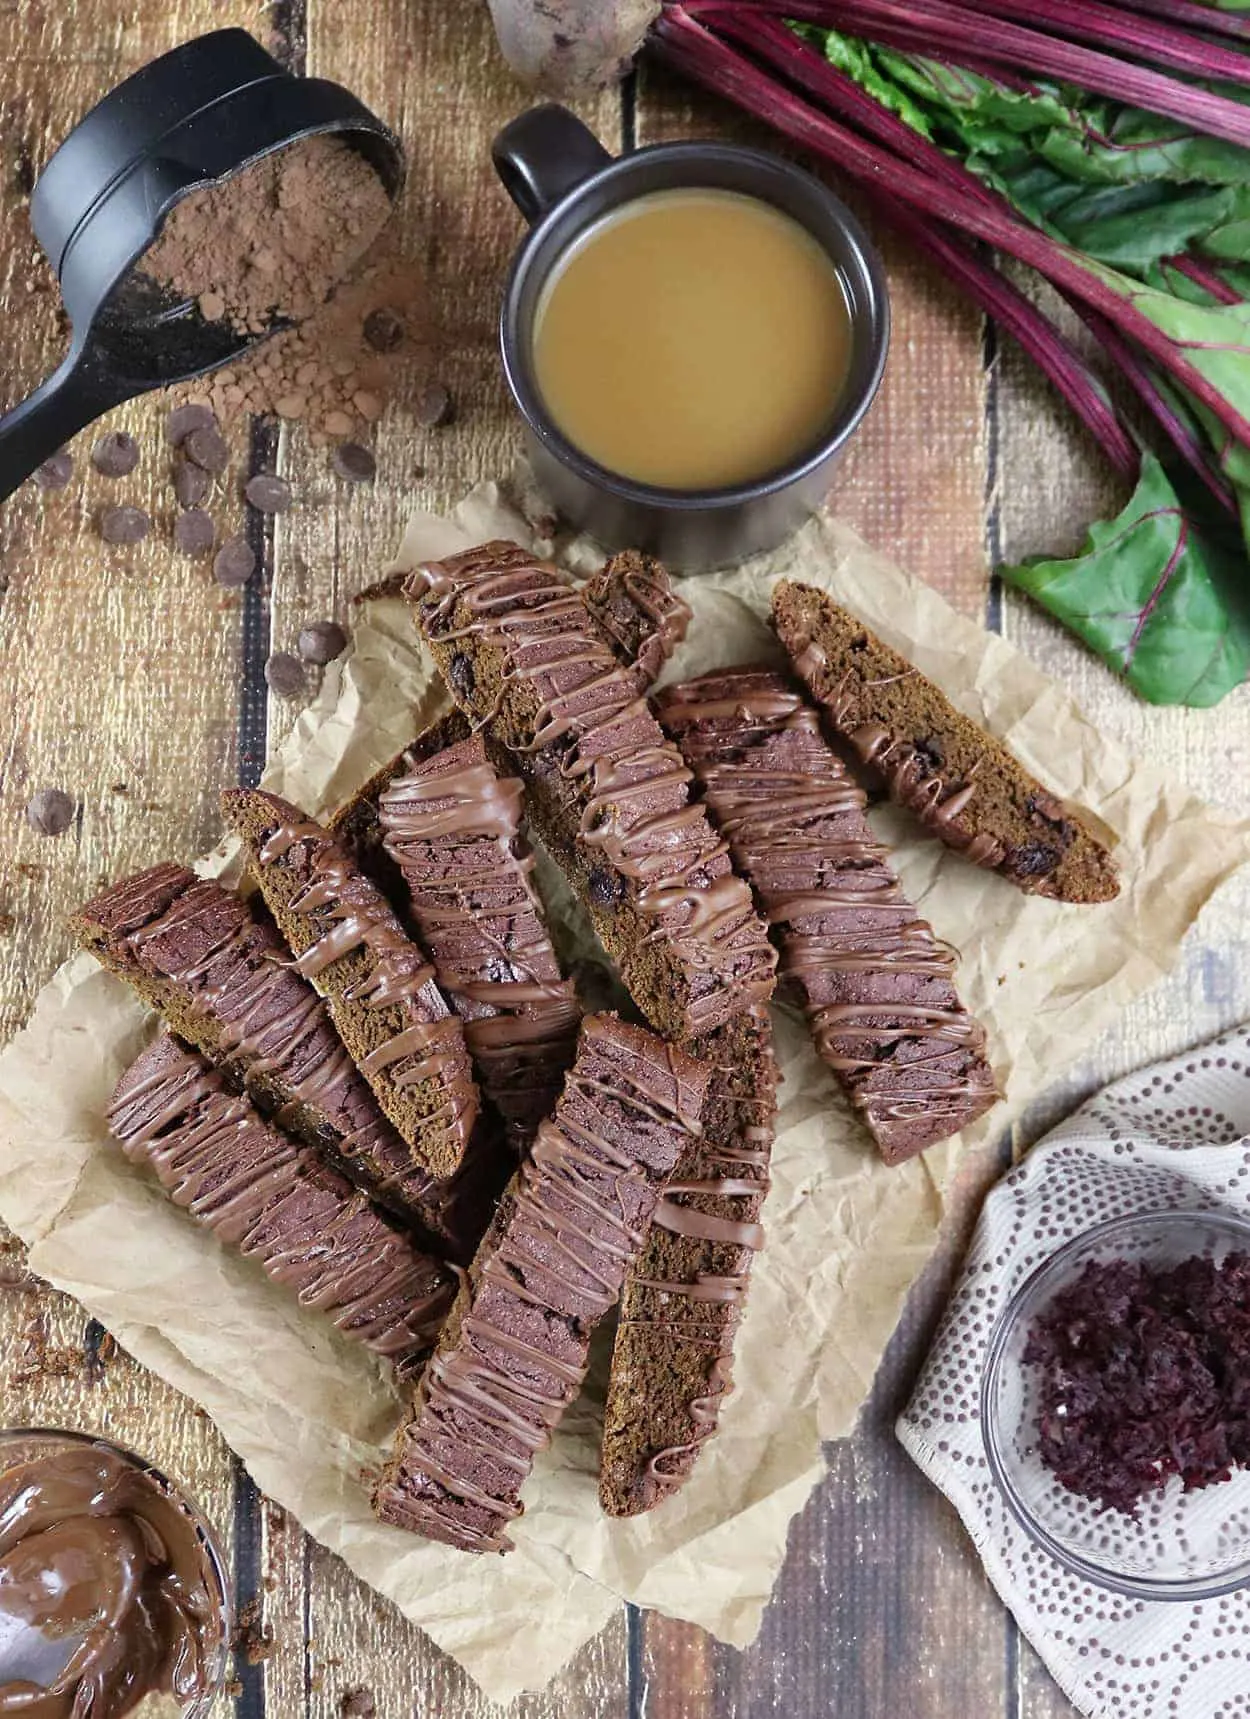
[792,640,1005,869]
[657,671,997,1156]
[81,865,444,1226]
[0,1444,224,1719]
[403,542,775,1033]
[378,737,580,1152]
[109,1034,455,1371]
[374,1017,706,1553]
[247,800,478,1148]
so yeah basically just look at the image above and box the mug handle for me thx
[492,104,614,225]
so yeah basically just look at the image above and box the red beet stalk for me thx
[655,6,1250,448]
[686,0,1250,143]
[1098,0,1250,45]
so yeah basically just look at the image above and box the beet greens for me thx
[651,0,1250,706]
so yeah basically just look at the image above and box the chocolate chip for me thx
[1008,841,1061,878]
[172,455,211,509]
[298,621,348,664]
[1024,792,1074,841]
[184,425,229,474]
[587,866,625,907]
[90,431,140,478]
[245,474,293,515]
[33,450,72,491]
[24,788,75,836]
[98,504,149,545]
[174,510,215,557]
[447,652,475,699]
[363,307,404,352]
[330,442,376,484]
[911,738,944,777]
[415,382,454,428]
[213,534,255,588]
[166,403,217,447]
[264,652,305,697]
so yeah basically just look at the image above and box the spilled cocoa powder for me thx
[143,133,392,336]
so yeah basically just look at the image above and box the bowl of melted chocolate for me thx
[0,1430,230,1719]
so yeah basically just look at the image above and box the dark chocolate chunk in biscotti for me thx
[656,668,999,1163]
[375,730,581,1156]
[220,790,479,1180]
[771,580,1118,903]
[70,863,476,1254]
[580,549,691,692]
[363,540,776,1038]
[109,1033,455,1375]
[600,1005,777,1517]
[371,1014,709,1553]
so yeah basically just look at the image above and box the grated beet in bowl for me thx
[1022,1252,1250,1515]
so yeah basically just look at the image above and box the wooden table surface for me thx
[1,5,1247,1717]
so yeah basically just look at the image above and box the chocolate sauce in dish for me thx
[0,1435,228,1719]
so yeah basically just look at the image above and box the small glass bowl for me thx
[0,1428,232,1714]
[981,1209,1250,1601]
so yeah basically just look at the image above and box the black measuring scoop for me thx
[0,28,403,502]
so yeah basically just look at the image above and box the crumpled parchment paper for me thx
[0,482,1245,1704]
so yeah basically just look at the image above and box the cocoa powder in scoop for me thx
[143,134,391,336]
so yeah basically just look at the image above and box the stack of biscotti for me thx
[110,1034,456,1376]
[371,539,777,1038]
[373,1013,708,1551]
[656,668,999,1163]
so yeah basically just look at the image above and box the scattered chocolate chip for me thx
[212,534,255,588]
[24,788,75,837]
[184,424,229,474]
[587,866,625,907]
[245,474,293,515]
[448,652,475,699]
[172,455,212,509]
[264,652,305,697]
[414,382,454,428]
[340,1689,376,1719]
[33,450,72,491]
[166,403,216,447]
[330,442,376,484]
[98,504,149,545]
[90,431,139,478]
[363,306,404,352]
[298,621,348,665]
[174,510,216,557]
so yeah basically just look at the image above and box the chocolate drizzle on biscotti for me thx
[222,790,479,1178]
[657,668,998,1163]
[372,1015,708,1553]
[378,733,581,1154]
[771,580,1119,903]
[601,1006,777,1516]
[580,549,692,692]
[70,863,461,1244]
[390,539,775,1038]
[109,1034,456,1374]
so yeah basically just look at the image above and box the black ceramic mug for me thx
[492,104,890,569]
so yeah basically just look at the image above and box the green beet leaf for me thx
[999,454,1249,706]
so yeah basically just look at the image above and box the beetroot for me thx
[1023,1252,1250,1515]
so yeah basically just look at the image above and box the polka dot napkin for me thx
[898,1025,1250,1719]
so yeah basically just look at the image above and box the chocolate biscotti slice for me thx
[580,550,692,692]
[221,790,479,1178]
[657,669,998,1163]
[372,1014,709,1553]
[110,1034,456,1375]
[379,539,776,1038]
[600,1005,777,1517]
[70,864,466,1248]
[772,580,1118,903]
[377,733,581,1155]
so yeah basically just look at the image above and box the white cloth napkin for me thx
[898,1026,1250,1719]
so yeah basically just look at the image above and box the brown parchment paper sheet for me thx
[0,480,1246,1705]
